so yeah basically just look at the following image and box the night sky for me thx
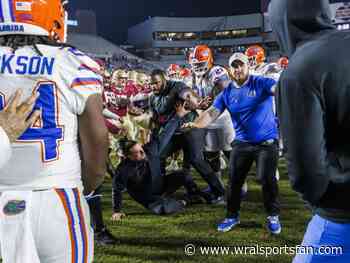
[69,0,261,44]
[69,0,348,44]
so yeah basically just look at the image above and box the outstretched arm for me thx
[183,106,221,129]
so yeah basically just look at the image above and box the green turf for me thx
[94,160,311,263]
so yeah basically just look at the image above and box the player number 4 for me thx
[0,82,64,162]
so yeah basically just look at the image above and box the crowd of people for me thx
[91,42,290,244]
[0,0,349,262]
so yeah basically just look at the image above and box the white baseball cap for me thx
[229,52,249,67]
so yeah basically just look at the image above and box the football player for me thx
[179,67,192,87]
[103,69,128,135]
[103,69,141,135]
[166,63,181,81]
[245,45,282,80]
[189,45,235,192]
[0,1,108,262]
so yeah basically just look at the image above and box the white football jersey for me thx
[191,66,234,132]
[0,45,102,190]
[250,62,282,81]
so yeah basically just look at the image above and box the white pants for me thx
[205,111,235,152]
[204,127,234,152]
[0,188,94,263]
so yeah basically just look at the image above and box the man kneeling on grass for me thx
[111,89,205,221]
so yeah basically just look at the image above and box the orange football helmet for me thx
[189,45,214,77]
[245,45,266,67]
[166,64,180,79]
[278,57,289,69]
[0,0,68,43]
[179,68,191,79]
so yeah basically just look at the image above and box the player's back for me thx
[0,45,102,190]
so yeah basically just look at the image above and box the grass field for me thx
[94,160,312,263]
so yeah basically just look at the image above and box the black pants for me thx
[204,150,231,172]
[162,170,200,196]
[87,185,105,232]
[161,128,225,197]
[226,141,280,218]
[148,170,198,215]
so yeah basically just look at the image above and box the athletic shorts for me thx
[204,126,234,152]
[0,188,93,263]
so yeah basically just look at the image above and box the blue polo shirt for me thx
[213,75,278,143]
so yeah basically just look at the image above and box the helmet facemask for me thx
[191,61,209,77]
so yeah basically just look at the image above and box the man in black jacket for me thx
[150,69,225,204]
[270,0,350,262]
[111,99,204,218]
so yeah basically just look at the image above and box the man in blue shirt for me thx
[184,52,281,234]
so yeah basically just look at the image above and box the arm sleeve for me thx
[278,75,329,205]
[69,78,103,115]
[150,82,184,115]
[59,49,103,115]
[0,127,11,168]
[260,76,277,96]
[102,108,120,120]
[150,94,174,115]
[213,91,226,113]
[112,168,127,213]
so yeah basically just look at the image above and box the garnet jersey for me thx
[0,45,102,190]
[102,82,138,118]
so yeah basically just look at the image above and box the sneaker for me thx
[275,169,280,181]
[202,186,213,194]
[217,217,240,232]
[95,227,117,245]
[178,199,187,207]
[219,155,227,170]
[241,182,248,199]
[183,193,206,205]
[267,216,281,235]
[209,195,225,205]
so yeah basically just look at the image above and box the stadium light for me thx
[67,20,78,26]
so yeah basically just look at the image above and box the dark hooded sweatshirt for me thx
[270,0,350,222]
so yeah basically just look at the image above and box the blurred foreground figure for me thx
[270,0,350,262]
